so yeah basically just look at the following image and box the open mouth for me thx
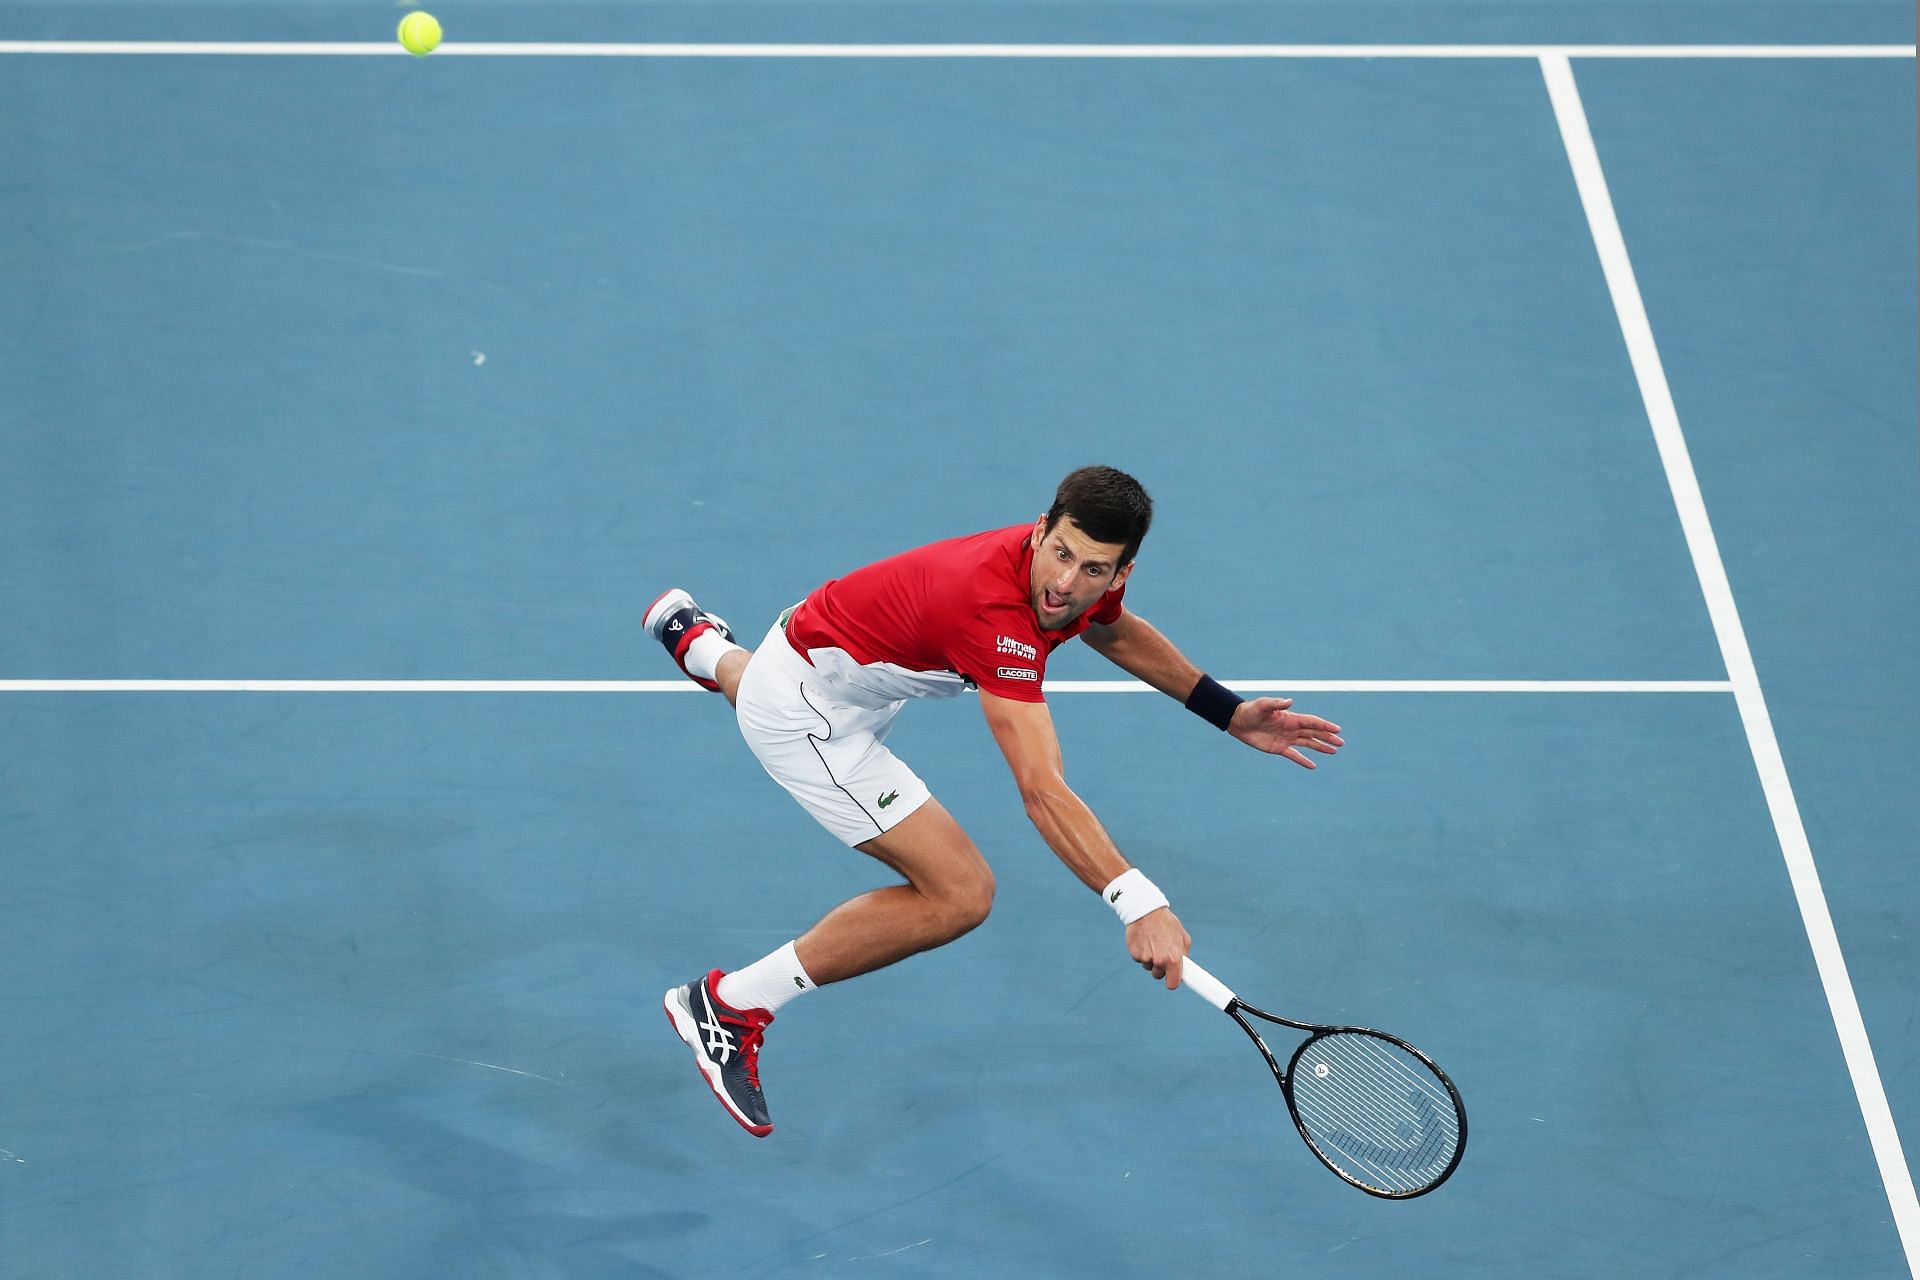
[1043,589,1068,612]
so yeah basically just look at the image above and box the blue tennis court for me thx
[2,4,1915,1277]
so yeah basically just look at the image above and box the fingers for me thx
[1131,915,1191,988]
[1266,707,1344,741]
[1152,932,1182,990]
[1139,956,1183,988]
[1283,716,1343,758]
[1281,746,1316,769]
[1262,702,1338,732]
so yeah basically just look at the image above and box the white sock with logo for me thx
[683,629,744,683]
[716,941,816,1014]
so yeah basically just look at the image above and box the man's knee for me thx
[859,800,994,938]
[899,856,994,942]
[941,862,995,936]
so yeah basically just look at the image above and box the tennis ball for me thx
[398,10,442,56]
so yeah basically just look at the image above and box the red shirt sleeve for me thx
[946,602,1049,703]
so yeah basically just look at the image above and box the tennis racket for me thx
[1182,957,1466,1198]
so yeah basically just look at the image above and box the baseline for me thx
[0,42,1913,59]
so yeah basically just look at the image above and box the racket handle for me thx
[1180,957,1236,1011]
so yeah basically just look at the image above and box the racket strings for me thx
[1289,1031,1461,1195]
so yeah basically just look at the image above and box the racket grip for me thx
[1180,957,1235,1011]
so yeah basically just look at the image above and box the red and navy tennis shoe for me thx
[663,970,774,1137]
[643,588,734,691]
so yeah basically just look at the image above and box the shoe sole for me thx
[662,986,773,1138]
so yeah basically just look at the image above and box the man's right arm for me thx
[977,689,1191,987]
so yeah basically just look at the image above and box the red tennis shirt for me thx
[784,524,1127,704]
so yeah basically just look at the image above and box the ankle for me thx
[716,941,816,1015]
[683,629,745,684]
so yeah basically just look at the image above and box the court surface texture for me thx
[1,2,1915,1276]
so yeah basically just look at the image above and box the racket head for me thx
[1281,1028,1467,1198]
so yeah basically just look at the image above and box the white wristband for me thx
[1103,868,1169,926]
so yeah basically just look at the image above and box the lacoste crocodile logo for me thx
[878,791,900,809]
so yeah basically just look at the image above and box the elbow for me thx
[1019,791,1045,827]
[1019,780,1072,828]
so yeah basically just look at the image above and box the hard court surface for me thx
[1,2,1915,1276]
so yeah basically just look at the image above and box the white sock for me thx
[717,941,816,1015]
[683,629,744,683]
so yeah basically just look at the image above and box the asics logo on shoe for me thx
[877,790,899,809]
[698,986,735,1063]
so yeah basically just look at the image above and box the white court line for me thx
[1064,679,1733,693]
[0,679,1730,694]
[0,680,703,693]
[1542,53,1919,1275]
[0,41,1912,58]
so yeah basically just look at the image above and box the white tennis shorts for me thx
[733,621,934,847]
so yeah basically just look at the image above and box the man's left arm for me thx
[1083,611,1346,769]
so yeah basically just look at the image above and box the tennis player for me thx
[647,466,1343,1136]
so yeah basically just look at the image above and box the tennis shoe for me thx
[663,970,774,1137]
[644,588,735,692]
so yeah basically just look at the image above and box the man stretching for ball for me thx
[647,466,1342,1136]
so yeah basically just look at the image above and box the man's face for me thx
[1028,514,1134,630]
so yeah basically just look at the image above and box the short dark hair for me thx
[1043,466,1153,566]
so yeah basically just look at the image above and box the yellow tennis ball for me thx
[397,10,442,56]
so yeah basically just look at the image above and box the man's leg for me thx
[794,797,994,984]
[713,648,750,707]
[645,588,746,694]
[662,795,990,1139]
[670,609,990,979]
[709,795,990,1012]
[662,604,989,1135]
[719,643,987,982]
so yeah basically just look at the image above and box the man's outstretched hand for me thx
[1228,697,1344,769]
